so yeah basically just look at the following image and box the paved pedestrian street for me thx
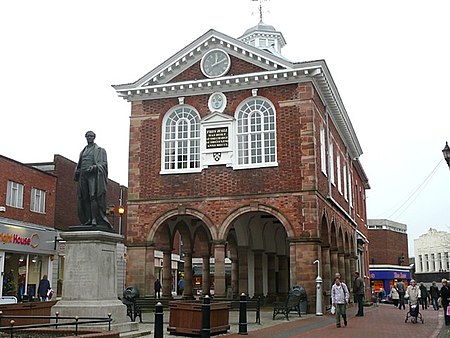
[129,303,447,338]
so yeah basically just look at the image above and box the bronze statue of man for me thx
[74,131,112,229]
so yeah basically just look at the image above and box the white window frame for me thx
[31,187,46,213]
[161,105,201,174]
[320,125,327,175]
[6,180,24,209]
[337,154,342,193]
[329,142,334,185]
[235,97,277,169]
[343,164,348,200]
[348,169,353,207]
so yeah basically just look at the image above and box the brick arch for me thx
[146,207,216,242]
[218,204,294,241]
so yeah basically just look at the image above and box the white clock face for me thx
[201,49,231,78]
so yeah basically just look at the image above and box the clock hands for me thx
[211,57,227,68]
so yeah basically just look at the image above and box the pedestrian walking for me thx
[38,275,51,302]
[419,282,428,310]
[353,271,364,316]
[439,278,450,326]
[389,282,400,308]
[154,278,162,299]
[397,278,406,310]
[430,281,439,311]
[331,275,349,328]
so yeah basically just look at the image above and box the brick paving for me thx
[223,304,445,338]
[130,303,448,337]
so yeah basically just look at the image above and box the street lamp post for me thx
[443,142,450,169]
[118,206,125,235]
[313,259,323,316]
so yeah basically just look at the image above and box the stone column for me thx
[230,253,239,298]
[145,244,155,296]
[238,246,249,295]
[330,249,339,277]
[183,251,194,299]
[277,254,289,296]
[202,256,211,296]
[126,246,146,294]
[266,253,276,301]
[214,242,227,298]
[350,255,357,275]
[162,250,172,298]
[338,252,346,282]
[253,250,264,297]
[344,254,351,289]
[289,239,321,313]
[321,246,331,306]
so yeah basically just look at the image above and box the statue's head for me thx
[85,130,96,138]
[85,131,96,144]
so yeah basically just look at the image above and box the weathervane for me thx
[252,0,269,22]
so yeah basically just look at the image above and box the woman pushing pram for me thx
[404,279,424,324]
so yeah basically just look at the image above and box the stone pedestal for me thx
[52,231,128,324]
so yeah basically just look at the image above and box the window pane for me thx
[236,98,276,166]
[163,107,200,171]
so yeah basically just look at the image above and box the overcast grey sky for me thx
[1,0,449,255]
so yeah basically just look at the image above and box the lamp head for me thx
[118,206,125,216]
[443,141,450,168]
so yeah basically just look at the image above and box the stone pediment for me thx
[112,29,293,96]
[201,112,234,124]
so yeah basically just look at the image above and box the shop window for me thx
[235,97,277,168]
[31,187,46,213]
[161,105,201,174]
[6,180,24,209]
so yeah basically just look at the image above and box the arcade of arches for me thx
[127,204,365,311]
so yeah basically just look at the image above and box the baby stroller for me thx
[405,303,424,324]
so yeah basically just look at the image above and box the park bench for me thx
[227,297,261,324]
[272,292,302,320]
[133,297,171,322]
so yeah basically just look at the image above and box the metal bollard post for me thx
[201,295,211,338]
[154,302,164,338]
[9,319,14,338]
[238,293,248,335]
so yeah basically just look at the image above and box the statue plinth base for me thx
[69,224,114,233]
[52,230,131,327]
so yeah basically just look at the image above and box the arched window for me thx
[162,105,200,173]
[235,97,277,167]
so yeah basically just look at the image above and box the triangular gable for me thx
[113,29,294,91]
[201,112,235,124]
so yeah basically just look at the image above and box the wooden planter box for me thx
[0,300,56,326]
[167,301,229,336]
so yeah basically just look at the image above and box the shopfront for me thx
[0,220,57,302]
[369,268,410,299]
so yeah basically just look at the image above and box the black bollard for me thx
[154,302,164,338]
[201,295,211,338]
[238,293,248,335]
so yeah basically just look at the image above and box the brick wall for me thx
[0,155,57,227]
[368,229,409,265]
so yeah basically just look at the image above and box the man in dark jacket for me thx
[353,271,365,316]
[38,275,51,301]
[419,282,428,310]
[397,279,406,310]
[430,281,440,310]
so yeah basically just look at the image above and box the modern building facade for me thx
[0,155,58,301]
[113,22,370,312]
[368,219,410,296]
[414,228,450,283]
